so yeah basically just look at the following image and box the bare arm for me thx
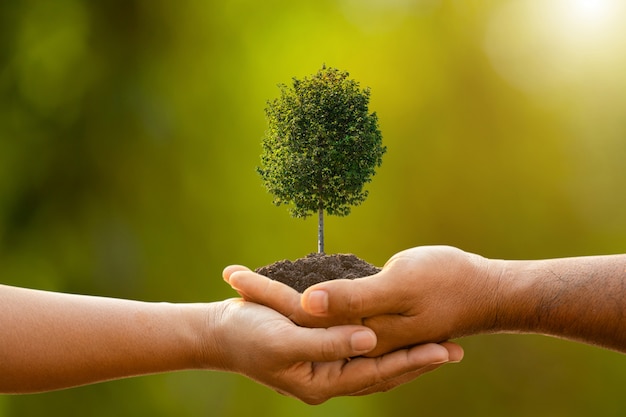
[0,284,206,392]
[225,246,626,356]
[492,254,626,351]
[0,283,459,403]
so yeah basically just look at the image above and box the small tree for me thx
[258,66,385,254]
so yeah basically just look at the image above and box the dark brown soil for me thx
[255,253,381,293]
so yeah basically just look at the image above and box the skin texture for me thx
[0,283,460,404]
[224,245,626,357]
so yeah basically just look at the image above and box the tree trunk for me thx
[317,206,324,254]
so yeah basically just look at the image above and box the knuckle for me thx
[346,290,364,315]
[302,394,327,405]
[319,336,341,361]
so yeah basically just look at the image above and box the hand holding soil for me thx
[227,245,626,357]
[224,245,483,358]
[209,298,455,404]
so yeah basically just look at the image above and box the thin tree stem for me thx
[318,206,324,254]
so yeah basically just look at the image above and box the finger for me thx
[353,362,447,396]
[301,268,409,319]
[318,342,452,398]
[355,341,464,395]
[287,326,378,362]
[353,342,462,396]
[441,341,464,363]
[225,269,304,321]
[222,265,251,283]
[222,266,251,298]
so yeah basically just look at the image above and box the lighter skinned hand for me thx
[223,246,491,357]
[211,298,457,404]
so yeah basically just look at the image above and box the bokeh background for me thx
[2,0,626,415]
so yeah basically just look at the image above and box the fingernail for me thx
[306,290,328,315]
[431,345,451,364]
[227,273,241,290]
[351,330,376,353]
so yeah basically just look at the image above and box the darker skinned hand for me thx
[223,245,485,358]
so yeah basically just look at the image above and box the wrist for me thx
[483,258,541,334]
[450,252,504,338]
[192,301,231,371]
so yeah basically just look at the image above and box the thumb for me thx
[301,269,403,320]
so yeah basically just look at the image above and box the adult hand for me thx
[224,246,495,357]
[208,298,462,404]
[0,278,459,399]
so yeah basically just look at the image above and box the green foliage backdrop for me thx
[2,0,626,415]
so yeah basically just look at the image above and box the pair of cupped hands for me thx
[220,246,486,404]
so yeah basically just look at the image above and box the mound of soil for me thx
[255,253,381,293]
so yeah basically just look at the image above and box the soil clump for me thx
[255,253,381,293]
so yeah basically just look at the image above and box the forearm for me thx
[0,284,215,393]
[490,254,626,352]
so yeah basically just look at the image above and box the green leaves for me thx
[258,67,385,219]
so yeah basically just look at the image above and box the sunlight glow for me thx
[557,0,621,40]
[568,0,615,24]
[484,0,626,94]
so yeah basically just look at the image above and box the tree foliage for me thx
[258,66,386,222]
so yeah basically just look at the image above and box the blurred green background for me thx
[2,0,626,415]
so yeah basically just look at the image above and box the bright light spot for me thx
[484,0,626,94]
[556,0,621,41]
[569,0,614,23]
